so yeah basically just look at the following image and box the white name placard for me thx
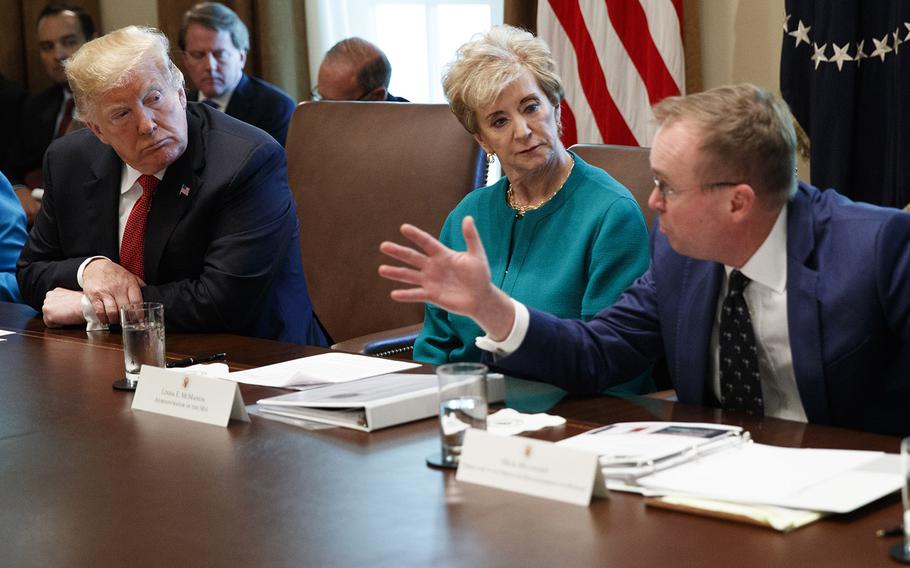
[455,428,601,506]
[132,366,250,427]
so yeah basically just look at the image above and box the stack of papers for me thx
[557,421,902,531]
[635,443,901,514]
[228,352,420,388]
[558,422,746,482]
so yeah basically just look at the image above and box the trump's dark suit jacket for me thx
[17,103,328,346]
[497,182,910,435]
[190,73,296,146]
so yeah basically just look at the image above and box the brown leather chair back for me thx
[286,101,481,343]
[569,144,656,229]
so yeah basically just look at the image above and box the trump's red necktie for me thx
[120,174,158,280]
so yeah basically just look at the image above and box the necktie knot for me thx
[201,98,220,110]
[137,174,159,196]
[728,270,751,295]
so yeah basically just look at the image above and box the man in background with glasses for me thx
[179,2,295,146]
[380,83,910,436]
[312,37,408,103]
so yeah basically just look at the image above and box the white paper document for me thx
[636,443,901,513]
[557,421,901,515]
[228,352,420,388]
[557,421,745,479]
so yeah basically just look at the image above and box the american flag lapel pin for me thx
[179,184,191,197]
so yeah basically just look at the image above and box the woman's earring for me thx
[486,152,496,164]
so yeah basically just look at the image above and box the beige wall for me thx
[698,0,807,176]
[98,0,157,32]
[699,0,784,91]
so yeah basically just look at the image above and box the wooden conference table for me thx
[0,301,903,567]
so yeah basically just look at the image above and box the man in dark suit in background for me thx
[179,2,296,146]
[17,26,328,347]
[379,84,910,436]
[314,37,408,102]
[9,3,95,224]
[0,74,27,174]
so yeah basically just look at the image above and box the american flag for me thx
[537,0,686,147]
[780,0,910,208]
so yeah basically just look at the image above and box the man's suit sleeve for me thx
[876,213,910,341]
[139,141,296,334]
[264,93,295,147]
[16,146,90,309]
[494,265,665,394]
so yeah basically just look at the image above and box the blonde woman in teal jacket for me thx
[414,26,652,404]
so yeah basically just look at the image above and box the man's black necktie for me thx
[719,270,764,415]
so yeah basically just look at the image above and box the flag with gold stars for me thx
[780,1,910,208]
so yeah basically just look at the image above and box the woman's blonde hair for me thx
[442,25,563,134]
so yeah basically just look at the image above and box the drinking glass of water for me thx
[428,362,488,469]
[115,302,165,391]
[894,438,910,563]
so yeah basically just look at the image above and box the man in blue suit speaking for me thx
[379,84,910,435]
[17,26,327,347]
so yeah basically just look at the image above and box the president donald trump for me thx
[17,26,327,346]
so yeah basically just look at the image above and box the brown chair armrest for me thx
[331,323,424,358]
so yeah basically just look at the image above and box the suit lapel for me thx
[223,73,250,117]
[38,85,65,144]
[143,109,203,283]
[84,144,123,258]
[675,260,724,405]
[785,188,829,423]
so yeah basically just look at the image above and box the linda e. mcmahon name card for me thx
[132,365,250,427]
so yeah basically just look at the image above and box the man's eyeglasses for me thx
[652,177,742,201]
[310,86,375,102]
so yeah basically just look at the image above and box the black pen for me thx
[166,352,227,368]
[876,525,904,538]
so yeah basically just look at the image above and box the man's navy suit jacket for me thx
[17,103,328,346]
[191,73,296,146]
[498,182,910,435]
[7,83,63,186]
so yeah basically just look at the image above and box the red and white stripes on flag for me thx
[538,0,686,147]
